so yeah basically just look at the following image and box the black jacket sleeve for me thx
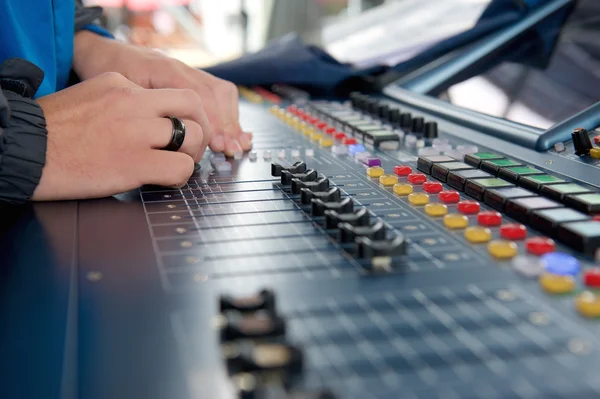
[0,59,47,205]
[74,0,105,32]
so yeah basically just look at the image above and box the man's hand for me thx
[73,31,251,157]
[33,72,211,201]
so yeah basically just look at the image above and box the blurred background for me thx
[84,0,600,130]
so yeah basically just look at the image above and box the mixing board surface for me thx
[138,92,600,398]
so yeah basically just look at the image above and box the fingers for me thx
[144,118,206,163]
[137,151,195,188]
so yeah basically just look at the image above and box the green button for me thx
[549,184,592,195]
[472,152,502,159]
[488,159,521,167]
[504,166,541,175]
[528,175,565,184]
[574,193,600,205]
[475,178,512,188]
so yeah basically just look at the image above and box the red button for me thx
[394,165,412,176]
[422,181,443,194]
[317,122,328,130]
[343,137,357,145]
[438,190,460,204]
[324,127,336,135]
[499,223,527,240]
[594,215,600,222]
[308,117,319,125]
[334,132,346,140]
[477,211,502,226]
[457,200,480,214]
[407,173,427,184]
[525,237,556,256]
[595,136,600,145]
[286,105,298,114]
[584,268,600,288]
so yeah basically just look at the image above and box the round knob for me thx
[399,113,412,130]
[424,121,438,139]
[388,108,400,125]
[412,117,425,134]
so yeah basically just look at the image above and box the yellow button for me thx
[301,125,312,136]
[319,137,334,147]
[366,166,385,178]
[444,213,469,229]
[464,226,492,243]
[575,291,600,318]
[269,105,280,114]
[591,147,600,159]
[310,132,323,141]
[393,183,413,196]
[488,240,518,259]
[424,203,448,217]
[539,272,576,295]
[379,174,399,186]
[408,192,430,205]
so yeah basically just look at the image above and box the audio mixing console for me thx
[137,87,600,399]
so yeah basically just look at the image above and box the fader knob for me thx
[220,290,276,314]
[224,341,303,374]
[411,117,425,134]
[311,197,354,217]
[424,121,438,139]
[291,176,329,194]
[388,109,400,125]
[399,113,412,130]
[338,220,386,243]
[300,187,341,205]
[367,100,380,115]
[324,207,370,229]
[349,92,361,109]
[356,236,407,258]
[271,161,307,177]
[572,127,594,156]
[377,104,390,119]
[219,311,286,341]
[281,169,318,185]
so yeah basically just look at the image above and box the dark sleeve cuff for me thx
[0,92,47,205]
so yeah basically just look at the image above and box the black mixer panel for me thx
[134,88,600,399]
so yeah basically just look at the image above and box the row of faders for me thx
[216,289,336,398]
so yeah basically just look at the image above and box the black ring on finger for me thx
[162,116,186,151]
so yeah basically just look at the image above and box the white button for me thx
[291,149,301,158]
[512,255,544,278]
[432,138,449,147]
[456,145,478,154]
[305,148,315,157]
[249,151,257,161]
[263,150,272,160]
[214,162,232,172]
[405,135,417,148]
[332,144,347,155]
[444,150,464,160]
[435,144,453,153]
[418,147,440,156]
[554,142,566,152]
[355,151,371,162]
[277,149,286,159]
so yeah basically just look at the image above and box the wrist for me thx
[73,31,119,80]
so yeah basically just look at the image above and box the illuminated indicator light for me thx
[539,272,576,294]
[366,166,385,178]
[393,183,413,196]
[457,200,480,214]
[310,132,323,141]
[422,181,443,194]
[590,147,600,159]
[541,252,580,276]
[477,211,502,226]
[584,268,600,288]
[344,138,357,145]
[408,192,430,205]
[575,291,600,318]
[464,226,492,243]
[379,174,399,187]
[394,165,412,176]
[525,237,556,256]
[424,203,448,217]
[407,173,427,184]
[500,223,527,240]
[438,190,460,204]
[319,137,334,147]
[444,214,469,229]
[488,240,518,259]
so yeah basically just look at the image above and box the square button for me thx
[464,178,514,201]
[505,197,563,223]
[529,208,589,236]
[417,155,457,174]
[480,159,522,175]
[564,193,600,215]
[430,162,473,182]
[497,166,543,183]
[483,187,537,211]
[447,169,493,191]
[519,174,566,192]
[464,152,504,167]
[557,221,600,255]
[540,183,593,202]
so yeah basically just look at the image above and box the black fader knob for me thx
[311,197,354,217]
[281,169,318,185]
[219,311,286,342]
[324,207,370,229]
[338,220,386,243]
[220,289,276,314]
[424,121,438,139]
[572,127,594,156]
[411,117,425,134]
[399,113,412,130]
[300,187,341,205]
[388,108,400,125]
[356,235,407,258]
[271,161,307,177]
[367,100,380,115]
[349,92,361,109]
[291,176,329,194]
[224,342,303,375]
